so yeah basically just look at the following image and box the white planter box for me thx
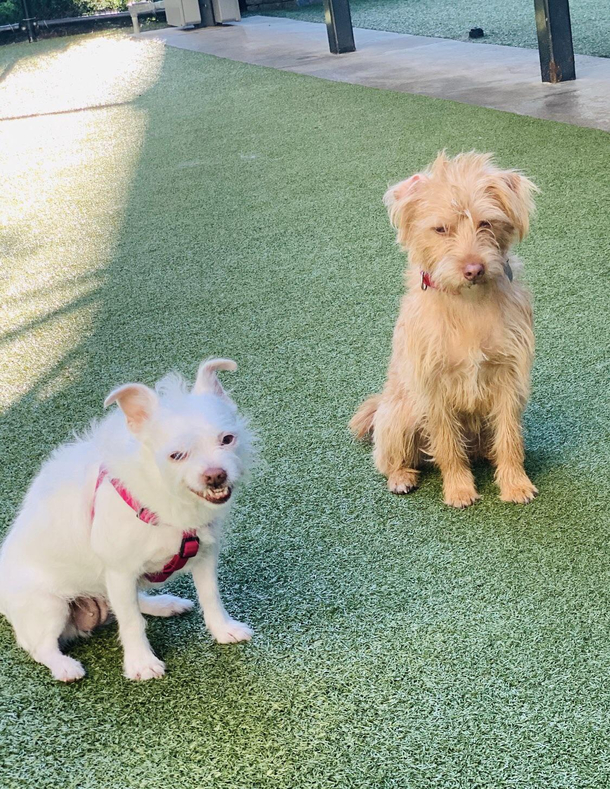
[211,0,240,22]
[165,0,201,26]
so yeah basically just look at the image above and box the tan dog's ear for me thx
[384,173,427,248]
[489,171,538,241]
[104,383,158,434]
[193,358,237,398]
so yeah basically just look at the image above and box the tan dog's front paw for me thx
[444,486,481,509]
[387,469,419,495]
[500,479,538,504]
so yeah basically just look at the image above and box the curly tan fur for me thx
[350,152,539,508]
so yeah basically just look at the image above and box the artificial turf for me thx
[259,0,610,58]
[1,30,610,789]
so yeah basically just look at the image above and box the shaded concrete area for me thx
[141,16,610,132]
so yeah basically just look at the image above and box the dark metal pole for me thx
[20,0,37,41]
[195,0,215,27]
[534,0,575,82]
[323,0,355,54]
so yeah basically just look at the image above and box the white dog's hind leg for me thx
[191,549,253,644]
[138,593,194,617]
[105,570,165,680]
[11,594,85,682]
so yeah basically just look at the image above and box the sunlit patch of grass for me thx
[0,33,165,407]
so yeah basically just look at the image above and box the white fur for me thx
[0,358,254,682]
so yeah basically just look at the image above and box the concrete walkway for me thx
[141,16,610,132]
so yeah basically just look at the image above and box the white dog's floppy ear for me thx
[384,172,427,248]
[104,383,158,434]
[193,358,237,398]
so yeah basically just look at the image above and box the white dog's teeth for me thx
[202,485,230,502]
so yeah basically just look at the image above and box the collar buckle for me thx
[179,533,200,559]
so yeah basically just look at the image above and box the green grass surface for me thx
[259,0,610,58]
[1,30,610,789]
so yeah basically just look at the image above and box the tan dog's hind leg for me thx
[426,406,479,508]
[372,393,420,494]
[488,385,538,504]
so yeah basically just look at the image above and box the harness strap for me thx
[144,532,200,583]
[91,467,200,583]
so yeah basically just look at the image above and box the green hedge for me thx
[0,0,127,25]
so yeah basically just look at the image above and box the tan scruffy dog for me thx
[351,151,539,508]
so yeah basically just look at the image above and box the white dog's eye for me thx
[169,451,188,462]
[434,226,447,234]
[220,433,236,447]
[478,220,492,229]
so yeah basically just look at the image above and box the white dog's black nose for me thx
[202,468,227,488]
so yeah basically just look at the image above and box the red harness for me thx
[92,468,200,584]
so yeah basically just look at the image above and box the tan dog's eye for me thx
[434,226,447,234]
[478,220,492,229]
[169,451,188,462]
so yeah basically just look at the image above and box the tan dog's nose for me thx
[202,468,227,488]
[464,262,485,281]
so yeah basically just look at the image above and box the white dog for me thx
[0,358,254,682]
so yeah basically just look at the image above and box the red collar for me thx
[420,271,437,291]
[92,467,200,584]
[420,270,456,293]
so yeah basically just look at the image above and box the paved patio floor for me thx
[141,16,610,132]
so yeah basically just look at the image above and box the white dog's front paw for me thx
[209,619,253,644]
[51,655,86,683]
[124,653,166,681]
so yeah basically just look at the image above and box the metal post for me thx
[534,0,575,82]
[195,0,215,26]
[20,0,37,41]
[323,0,355,54]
